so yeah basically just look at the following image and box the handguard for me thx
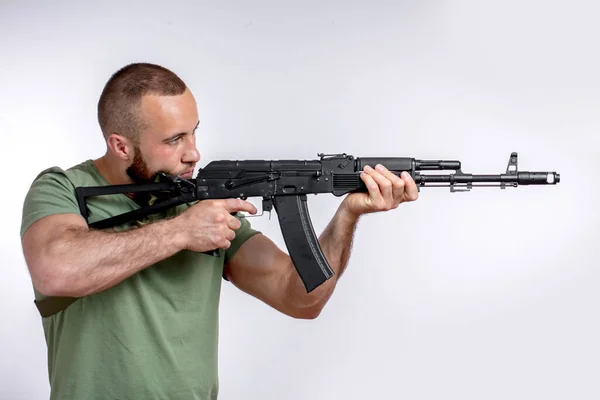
[273,194,334,292]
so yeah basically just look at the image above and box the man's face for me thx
[127,88,201,183]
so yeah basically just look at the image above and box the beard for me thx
[126,146,155,184]
[125,146,160,206]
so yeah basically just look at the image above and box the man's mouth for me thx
[179,170,194,179]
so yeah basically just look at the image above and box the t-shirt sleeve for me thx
[20,168,81,237]
[224,212,261,264]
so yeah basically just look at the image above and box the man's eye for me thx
[169,137,182,144]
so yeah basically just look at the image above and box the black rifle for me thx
[74,152,560,293]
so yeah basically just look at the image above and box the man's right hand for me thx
[175,199,258,253]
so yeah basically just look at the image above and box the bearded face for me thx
[125,89,201,185]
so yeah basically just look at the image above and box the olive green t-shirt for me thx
[20,160,259,400]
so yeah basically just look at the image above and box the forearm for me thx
[40,218,184,297]
[318,207,360,282]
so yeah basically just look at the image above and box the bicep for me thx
[21,213,88,291]
[224,233,295,314]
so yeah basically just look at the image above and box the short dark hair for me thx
[97,63,187,141]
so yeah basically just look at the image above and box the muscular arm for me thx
[22,213,185,297]
[22,198,257,298]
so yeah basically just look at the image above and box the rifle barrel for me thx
[415,172,559,185]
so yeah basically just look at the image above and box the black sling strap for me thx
[34,296,79,318]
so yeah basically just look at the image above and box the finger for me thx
[375,165,406,202]
[226,214,243,230]
[401,171,419,201]
[391,174,406,205]
[223,198,258,214]
[219,239,232,250]
[216,227,235,249]
[360,167,384,205]
[367,165,393,203]
[225,227,236,241]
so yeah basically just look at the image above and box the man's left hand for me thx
[341,164,419,217]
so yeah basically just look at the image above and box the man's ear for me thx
[106,134,135,161]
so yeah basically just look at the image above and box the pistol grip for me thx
[202,212,238,257]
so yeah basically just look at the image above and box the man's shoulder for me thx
[31,159,101,187]
[20,160,100,237]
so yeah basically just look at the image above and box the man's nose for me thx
[183,146,200,164]
[181,136,200,164]
[182,138,201,164]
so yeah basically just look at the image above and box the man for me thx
[20,62,418,399]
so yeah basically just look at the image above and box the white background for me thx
[1,1,598,399]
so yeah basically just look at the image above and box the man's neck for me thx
[93,155,133,186]
[94,155,151,202]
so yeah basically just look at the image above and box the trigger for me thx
[263,197,274,220]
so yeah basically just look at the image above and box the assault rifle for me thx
[75,152,559,293]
